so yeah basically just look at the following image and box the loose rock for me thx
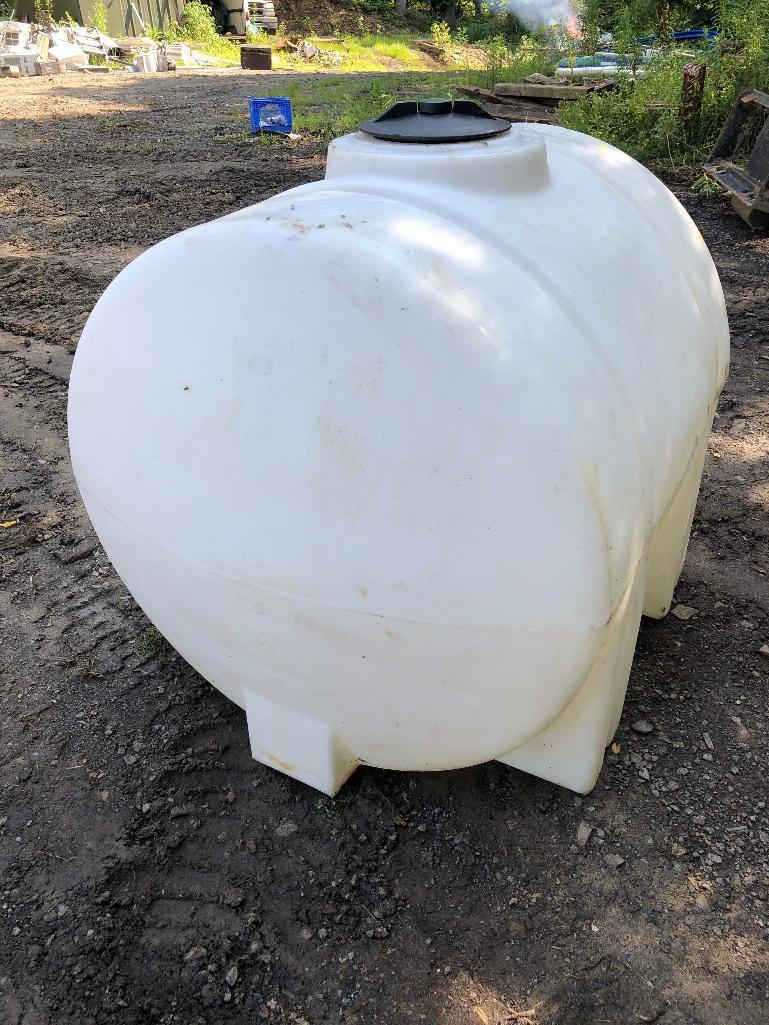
[577,820,593,848]
[275,819,298,838]
[672,604,698,620]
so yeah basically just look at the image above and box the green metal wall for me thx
[12,0,180,35]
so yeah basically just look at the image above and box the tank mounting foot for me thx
[244,690,358,796]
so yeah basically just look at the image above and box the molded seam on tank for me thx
[75,480,611,636]
[556,154,706,494]
[103,538,609,770]
[451,144,721,497]
[527,127,727,458]
[555,137,724,373]
[221,148,728,390]
[77,442,704,768]
[539,129,727,387]
[309,181,651,583]
[79,509,609,765]
[77,402,710,653]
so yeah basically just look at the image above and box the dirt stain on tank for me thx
[253,747,297,774]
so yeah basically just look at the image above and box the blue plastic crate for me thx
[249,97,293,134]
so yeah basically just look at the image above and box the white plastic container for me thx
[133,49,158,74]
[68,100,729,795]
[165,42,191,64]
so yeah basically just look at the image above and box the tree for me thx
[431,0,457,30]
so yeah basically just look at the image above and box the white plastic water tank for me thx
[68,99,729,796]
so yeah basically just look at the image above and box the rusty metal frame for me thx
[705,89,769,228]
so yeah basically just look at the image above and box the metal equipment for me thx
[705,88,769,228]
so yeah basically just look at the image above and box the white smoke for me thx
[497,0,576,30]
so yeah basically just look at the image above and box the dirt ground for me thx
[1,69,768,1025]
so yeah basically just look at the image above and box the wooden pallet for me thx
[456,87,557,125]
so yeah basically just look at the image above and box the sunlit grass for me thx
[270,33,433,73]
[338,33,429,71]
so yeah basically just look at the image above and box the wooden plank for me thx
[488,104,553,124]
[493,81,594,101]
[482,102,556,125]
[456,87,557,123]
[456,86,499,103]
[416,40,444,56]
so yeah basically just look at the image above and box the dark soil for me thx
[1,70,768,1025]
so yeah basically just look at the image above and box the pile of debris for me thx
[110,37,181,73]
[458,74,615,125]
[416,38,480,65]
[0,17,190,77]
[0,18,117,77]
[278,37,343,67]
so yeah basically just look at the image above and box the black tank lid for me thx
[359,98,512,144]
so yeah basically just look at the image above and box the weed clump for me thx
[134,626,173,660]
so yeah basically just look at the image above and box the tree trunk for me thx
[679,64,706,137]
[656,0,672,48]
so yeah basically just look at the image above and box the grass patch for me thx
[692,172,724,196]
[271,73,480,141]
[270,31,490,75]
[271,33,432,73]
[338,33,429,71]
[134,626,173,660]
[268,33,554,140]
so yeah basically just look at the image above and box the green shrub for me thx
[150,1,240,61]
[91,0,108,33]
[430,19,452,56]
[462,12,524,44]
[474,32,548,89]
[180,0,220,43]
[34,0,54,22]
[559,0,769,165]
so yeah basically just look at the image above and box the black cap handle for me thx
[359,98,511,144]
